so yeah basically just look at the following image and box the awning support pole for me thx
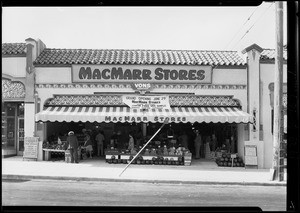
[118,119,169,177]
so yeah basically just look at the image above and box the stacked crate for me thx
[184,152,192,166]
[65,150,71,163]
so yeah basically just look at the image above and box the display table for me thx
[43,149,65,161]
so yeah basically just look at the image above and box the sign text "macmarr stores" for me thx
[72,65,212,83]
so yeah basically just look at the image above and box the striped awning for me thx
[35,106,253,123]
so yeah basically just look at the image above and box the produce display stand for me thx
[215,151,245,167]
[184,152,192,166]
[43,149,66,161]
[105,148,188,166]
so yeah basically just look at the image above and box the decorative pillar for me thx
[242,44,264,168]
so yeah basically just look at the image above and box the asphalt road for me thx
[2,179,286,211]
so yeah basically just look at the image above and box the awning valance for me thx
[35,106,253,124]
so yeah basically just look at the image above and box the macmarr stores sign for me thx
[72,64,212,83]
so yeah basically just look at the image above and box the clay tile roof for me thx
[260,47,287,61]
[33,48,246,66]
[2,43,26,56]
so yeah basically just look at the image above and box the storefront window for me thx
[2,110,7,148]
[18,118,24,151]
[6,117,15,148]
[7,105,15,116]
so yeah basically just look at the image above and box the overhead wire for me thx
[224,3,263,50]
[176,2,274,110]
[231,2,275,50]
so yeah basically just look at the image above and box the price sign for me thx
[23,137,39,159]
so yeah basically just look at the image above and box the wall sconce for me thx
[19,103,24,110]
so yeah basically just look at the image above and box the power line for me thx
[177,2,274,108]
[232,2,275,50]
[224,3,263,50]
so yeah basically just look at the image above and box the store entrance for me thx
[44,121,239,167]
[146,122,238,159]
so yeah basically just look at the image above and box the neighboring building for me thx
[2,38,287,169]
[242,44,287,169]
[2,43,27,157]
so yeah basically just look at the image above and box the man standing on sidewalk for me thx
[194,130,202,159]
[66,131,79,163]
[95,130,105,157]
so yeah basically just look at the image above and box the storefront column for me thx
[242,44,264,168]
[24,103,35,138]
[142,123,147,137]
[237,124,245,159]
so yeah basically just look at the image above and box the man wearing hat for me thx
[194,130,202,159]
[66,131,79,163]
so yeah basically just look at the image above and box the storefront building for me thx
[2,39,287,169]
[2,43,27,157]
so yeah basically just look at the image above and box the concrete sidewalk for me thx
[2,156,286,186]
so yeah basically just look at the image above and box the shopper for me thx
[194,130,202,159]
[178,131,189,149]
[128,132,134,150]
[225,139,231,153]
[95,130,105,157]
[110,131,117,148]
[66,131,79,163]
[84,134,93,158]
[116,130,124,149]
[210,134,218,152]
[135,129,143,148]
[204,136,211,159]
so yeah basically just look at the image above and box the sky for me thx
[2,2,287,53]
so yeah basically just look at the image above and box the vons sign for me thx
[131,83,153,93]
[72,64,212,83]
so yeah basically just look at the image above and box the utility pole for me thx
[271,1,284,181]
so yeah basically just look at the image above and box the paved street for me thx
[2,179,286,211]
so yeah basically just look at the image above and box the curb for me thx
[2,174,287,186]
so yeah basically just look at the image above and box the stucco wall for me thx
[35,66,248,113]
[35,67,72,84]
[260,63,287,169]
[213,68,247,85]
[2,57,26,78]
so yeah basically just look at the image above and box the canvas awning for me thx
[35,106,253,123]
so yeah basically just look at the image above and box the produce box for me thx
[142,155,157,160]
[163,155,179,161]
[105,154,119,160]
[184,153,192,166]
[65,150,71,163]
[119,154,131,160]
[105,150,120,155]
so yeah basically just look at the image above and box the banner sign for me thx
[72,64,212,83]
[122,95,171,109]
[23,137,39,159]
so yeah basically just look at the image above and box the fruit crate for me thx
[105,154,119,160]
[119,154,131,160]
[184,153,192,166]
[65,150,71,163]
